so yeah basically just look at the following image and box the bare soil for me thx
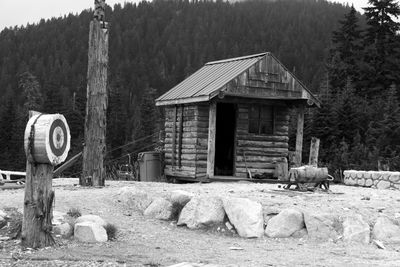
[1,179,400,266]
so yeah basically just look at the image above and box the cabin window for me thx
[248,105,274,135]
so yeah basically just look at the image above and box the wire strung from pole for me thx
[67,140,161,179]
[105,131,160,156]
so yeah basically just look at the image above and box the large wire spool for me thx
[24,113,71,166]
[288,166,329,183]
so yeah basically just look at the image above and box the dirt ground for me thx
[1,178,400,267]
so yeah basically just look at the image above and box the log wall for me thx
[164,104,209,179]
[164,100,290,179]
[235,102,289,177]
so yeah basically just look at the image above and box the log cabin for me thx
[155,52,320,182]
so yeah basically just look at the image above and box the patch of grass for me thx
[66,208,81,218]
[104,223,118,240]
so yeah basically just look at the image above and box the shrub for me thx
[104,223,118,240]
[66,208,81,218]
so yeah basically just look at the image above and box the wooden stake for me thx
[81,5,109,187]
[295,105,304,167]
[178,105,183,168]
[308,137,320,167]
[207,102,217,178]
[171,106,177,168]
[22,111,55,248]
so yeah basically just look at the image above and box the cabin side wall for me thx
[164,104,209,179]
[235,103,290,178]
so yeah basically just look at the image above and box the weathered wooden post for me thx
[308,137,320,167]
[294,105,305,167]
[22,112,70,248]
[81,0,109,186]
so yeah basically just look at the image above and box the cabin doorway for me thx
[214,103,236,176]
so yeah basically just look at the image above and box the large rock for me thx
[304,212,341,240]
[222,197,264,238]
[177,196,225,229]
[265,209,305,238]
[342,214,370,244]
[75,215,107,228]
[144,198,174,220]
[376,180,391,190]
[53,223,73,238]
[169,190,193,207]
[373,216,400,243]
[74,222,107,243]
[0,210,7,218]
[116,186,153,212]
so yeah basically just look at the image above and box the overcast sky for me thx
[0,0,372,31]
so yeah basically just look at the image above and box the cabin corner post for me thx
[295,105,305,167]
[207,101,217,178]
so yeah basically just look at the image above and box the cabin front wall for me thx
[164,99,291,180]
[164,104,209,180]
[234,101,289,178]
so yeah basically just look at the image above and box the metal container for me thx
[138,151,161,182]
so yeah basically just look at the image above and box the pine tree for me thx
[329,5,362,90]
[362,0,400,93]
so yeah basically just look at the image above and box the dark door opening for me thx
[214,103,236,176]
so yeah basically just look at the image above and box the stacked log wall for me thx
[235,103,289,177]
[164,104,209,179]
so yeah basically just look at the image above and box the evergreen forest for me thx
[0,0,399,179]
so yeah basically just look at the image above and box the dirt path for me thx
[1,179,400,266]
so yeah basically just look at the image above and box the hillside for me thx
[0,0,351,171]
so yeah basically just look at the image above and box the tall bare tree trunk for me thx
[81,4,109,187]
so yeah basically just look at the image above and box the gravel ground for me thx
[1,178,400,266]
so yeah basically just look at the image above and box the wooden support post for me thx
[22,111,55,248]
[207,102,217,178]
[171,105,177,168]
[295,105,304,167]
[308,137,320,167]
[178,105,183,168]
[81,1,109,187]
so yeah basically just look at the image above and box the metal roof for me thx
[155,52,320,107]
[156,53,267,106]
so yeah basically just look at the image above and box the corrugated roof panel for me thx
[194,57,262,97]
[157,64,218,101]
[156,55,265,102]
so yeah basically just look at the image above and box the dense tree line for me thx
[0,0,349,173]
[305,0,400,177]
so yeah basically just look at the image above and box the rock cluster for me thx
[343,170,400,190]
[115,185,400,245]
[52,213,110,243]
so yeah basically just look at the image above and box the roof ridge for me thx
[206,52,268,65]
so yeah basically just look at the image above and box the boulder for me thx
[177,196,225,229]
[373,216,400,243]
[53,223,73,238]
[74,222,107,243]
[265,209,305,238]
[304,212,341,240]
[376,180,391,190]
[144,198,174,220]
[342,214,370,244]
[292,228,308,238]
[116,186,153,212]
[75,215,107,228]
[169,190,193,207]
[0,210,7,218]
[222,197,264,238]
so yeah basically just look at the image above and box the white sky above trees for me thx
[0,0,374,31]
